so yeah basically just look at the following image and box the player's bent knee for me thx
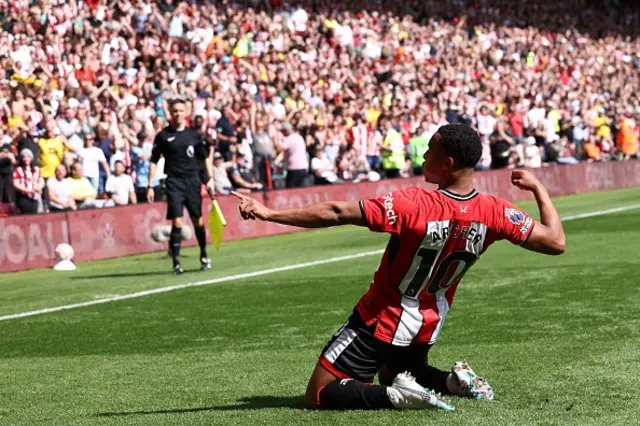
[172,217,184,228]
[303,387,321,409]
[304,360,340,409]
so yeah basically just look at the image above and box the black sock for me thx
[195,225,207,259]
[318,379,394,410]
[413,365,451,395]
[170,226,182,267]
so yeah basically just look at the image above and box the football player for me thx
[233,124,565,411]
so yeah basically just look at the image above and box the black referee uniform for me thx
[151,126,208,220]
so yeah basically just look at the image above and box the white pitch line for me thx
[1,203,639,322]
[558,204,640,221]
[0,250,385,321]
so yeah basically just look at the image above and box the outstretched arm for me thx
[512,170,566,255]
[232,192,366,228]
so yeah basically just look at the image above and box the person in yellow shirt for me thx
[593,108,611,139]
[38,120,76,180]
[65,162,98,206]
[547,107,562,133]
[380,119,405,179]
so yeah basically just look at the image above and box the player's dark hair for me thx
[437,124,482,169]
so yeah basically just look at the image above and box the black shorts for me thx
[319,310,433,383]
[165,176,202,220]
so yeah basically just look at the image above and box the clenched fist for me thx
[511,170,542,192]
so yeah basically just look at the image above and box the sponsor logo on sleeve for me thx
[505,208,525,225]
[505,207,533,234]
[520,216,533,234]
[383,193,398,225]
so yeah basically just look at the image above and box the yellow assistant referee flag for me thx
[208,200,226,250]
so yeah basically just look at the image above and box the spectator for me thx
[12,148,43,215]
[16,119,40,167]
[65,162,113,209]
[523,137,543,169]
[38,120,71,186]
[277,122,309,188]
[0,132,16,214]
[47,164,77,213]
[311,147,341,185]
[57,102,84,162]
[79,133,110,191]
[230,150,264,192]
[593,108,613,147]
[131,132,161,203]
[105,160,137,206]
[584,138,604,162]
[212,151,236,195]
[616,112,638,160]
[490,135,513,170]
[380,119,404,179]
[216,105,237,161]
[571,116,588,160]
[250,107,276,186]
[508,105,525,145]
[94,124,114,195]
[408,132,429,176]
[366,123,383,173]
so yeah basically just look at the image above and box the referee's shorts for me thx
[165,176,202,220]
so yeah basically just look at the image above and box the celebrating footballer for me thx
[233,124,565,411]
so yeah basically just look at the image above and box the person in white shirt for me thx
[79,134,110,190]
[311,147,340,184]
[523,137,542,169]
[105,160,136,206]
[47,164,77,212]
[476,105,497,139]
[525,101,546,132]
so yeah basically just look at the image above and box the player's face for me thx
[422,132,453,184]
[170,104,187,126]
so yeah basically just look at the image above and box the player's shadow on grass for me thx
[97,396,305,417]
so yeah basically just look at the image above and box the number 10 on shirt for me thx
[400,248,479,298]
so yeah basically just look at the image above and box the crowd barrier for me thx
[1,161,639,273]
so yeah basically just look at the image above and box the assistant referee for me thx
[147,99,215,275]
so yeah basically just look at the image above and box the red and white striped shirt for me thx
[367,128,382,157]
[13,165,41,199]
[355,188,535,346]
[350,124,369,158]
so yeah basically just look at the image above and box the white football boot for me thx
[386,372,455,411]
[450,361,494,401]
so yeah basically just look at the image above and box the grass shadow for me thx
[96,396,306,417]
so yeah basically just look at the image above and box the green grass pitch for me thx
[1,187,640,426]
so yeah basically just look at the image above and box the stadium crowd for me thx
[0,0,639,216]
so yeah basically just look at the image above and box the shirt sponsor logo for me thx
[505,208,526,225]
[383,193,398,225]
